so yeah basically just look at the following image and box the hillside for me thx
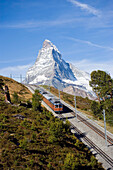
[0,101,103,169]
[0,75,32,102]
[0,76,104,169]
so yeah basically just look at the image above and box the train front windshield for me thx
[55,105,59,108]
[59,104,63,108]
[54,103,63,112]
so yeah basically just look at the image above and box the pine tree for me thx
[0,78,4,90]
[32,90,42,111]
[90,70,113,101]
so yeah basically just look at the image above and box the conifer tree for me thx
[90,70,113,101]
[0,78,4,90]
[32,90,42,111]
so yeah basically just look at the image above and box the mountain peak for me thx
[43,39,60,53]
[25,39,76,85]
[43,39,52,48]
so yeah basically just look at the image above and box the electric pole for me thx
[103,109,108,147]
[72,86,77,120]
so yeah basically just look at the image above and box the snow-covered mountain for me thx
[25,39,95,99]
[25,39,76,87]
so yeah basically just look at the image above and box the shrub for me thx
[88,155,98,169]
[19,138,28,150]
[27,100,32,108]
[48,119,70,143]
[31,122,37,131]
[63,153,79,170]
[0,78,4,90]
[31,132,37,141]
[47,162,53,169]
[12,92,19,104]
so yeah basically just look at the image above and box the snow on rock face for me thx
[26,39,76,86]
[25,39,95,99]
[69,63,93,91]
[43,39,60,53]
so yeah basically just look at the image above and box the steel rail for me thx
[59,114,113,167]
[71,112,113,145]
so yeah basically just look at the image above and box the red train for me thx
[41,91,63,113]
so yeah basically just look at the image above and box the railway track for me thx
[27,84,113,145]
[27,85,113,166]
[61,99,113,145]
[72,112,113,145]
[59,114,113,168]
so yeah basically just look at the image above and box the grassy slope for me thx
[0,75,32,102]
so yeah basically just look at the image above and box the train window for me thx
[55,105,58,108]
[54,101,60,104]
[59,104,62,108]
[43,92,48,94]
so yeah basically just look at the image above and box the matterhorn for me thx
[25,39,95,99]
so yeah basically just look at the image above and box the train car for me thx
[42,92,63,113]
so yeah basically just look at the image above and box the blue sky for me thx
[0,0,113,81]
